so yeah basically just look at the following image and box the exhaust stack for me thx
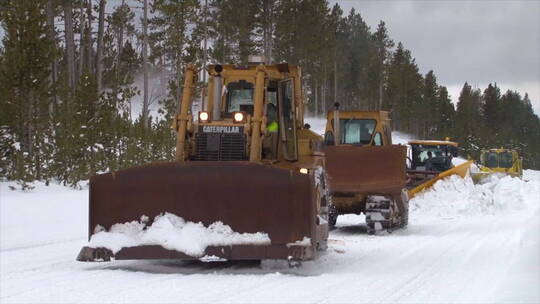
[333,102,341,145]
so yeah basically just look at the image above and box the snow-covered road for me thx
[1,120,539,303]
[1,170,539,303]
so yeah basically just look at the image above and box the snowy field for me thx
[1,118,539,303]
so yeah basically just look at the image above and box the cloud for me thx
[333,0,540,114]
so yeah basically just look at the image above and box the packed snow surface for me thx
[0,119,538,303]
[88,212,271,256]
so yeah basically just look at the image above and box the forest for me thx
[1,0,539,186]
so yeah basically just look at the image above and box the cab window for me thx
[414,145,446,163]
[373,133,383,146]
[226,80,254,114]
[278,79,297,161]
[339,119,376,145]
[499,152,513,168]
[485,152,498,167]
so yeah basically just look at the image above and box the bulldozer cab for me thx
[323,110,392,146]
[408,140,459,172]
[177,63,319,165]
[478,148,522,177]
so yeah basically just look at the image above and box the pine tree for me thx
[454,82,483,157]
[0,0,56,182]
[421,70,438,138]
[385,42,423,133]
[434,86,455,139]
[62,0,77,92]
[326,3,343,111]
[257,0,276,63]
[150,0,200,105]
[366,21,393,110]
[482,83,501,135]
[520,93,540,169]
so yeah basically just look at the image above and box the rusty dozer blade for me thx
[77,162,320,262]
[323,145,407,196]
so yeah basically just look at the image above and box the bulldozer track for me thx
[365,196,406,234]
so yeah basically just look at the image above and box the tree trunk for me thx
[314,80,318,117]
[26,92,33,158]
[46,0,57,114]
[142,0,149,128]
[378,80,383,110]
[114,0,125,107]
[333,58,337,106]
[64,1,76,91]
[262,0,273,64]
[322,65,327,114]
[78,5,85,78]
[201,0,208,110]
[85,0,93,73]
[96,0,106,94]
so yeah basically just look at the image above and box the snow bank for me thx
[88,212,271,256]
[411,173,540,218]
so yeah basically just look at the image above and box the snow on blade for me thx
[286,237,311,247]
[411,173,540,218]
[88,212,271,256]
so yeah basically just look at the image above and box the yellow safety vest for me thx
[267,121,278,132]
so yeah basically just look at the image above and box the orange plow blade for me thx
[77,162,323,262]
[324,145,407,197]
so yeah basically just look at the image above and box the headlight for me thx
[299,168,309,174]
[233,112,244,123]
[199,111,209,122]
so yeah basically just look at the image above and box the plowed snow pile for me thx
[88,212,270,256]
[411,170,540,217]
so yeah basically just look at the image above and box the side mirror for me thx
[324,131,335,146]
[304,123,311,130]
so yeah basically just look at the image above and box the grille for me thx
[192,127,247,161]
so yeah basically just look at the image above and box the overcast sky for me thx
[332,0,540,114]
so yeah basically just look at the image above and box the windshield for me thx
[413,145,451,163]
[226,81,253,113]
[485,152,498,167]
[499,152,513,168]
[412,144,452,171]
[339,119,376,145]
[416,147,447,163]
[484,151,514,168]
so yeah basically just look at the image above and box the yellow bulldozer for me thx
[472,148,523,183]
[322,106,409,234]
[77,62,330,264]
